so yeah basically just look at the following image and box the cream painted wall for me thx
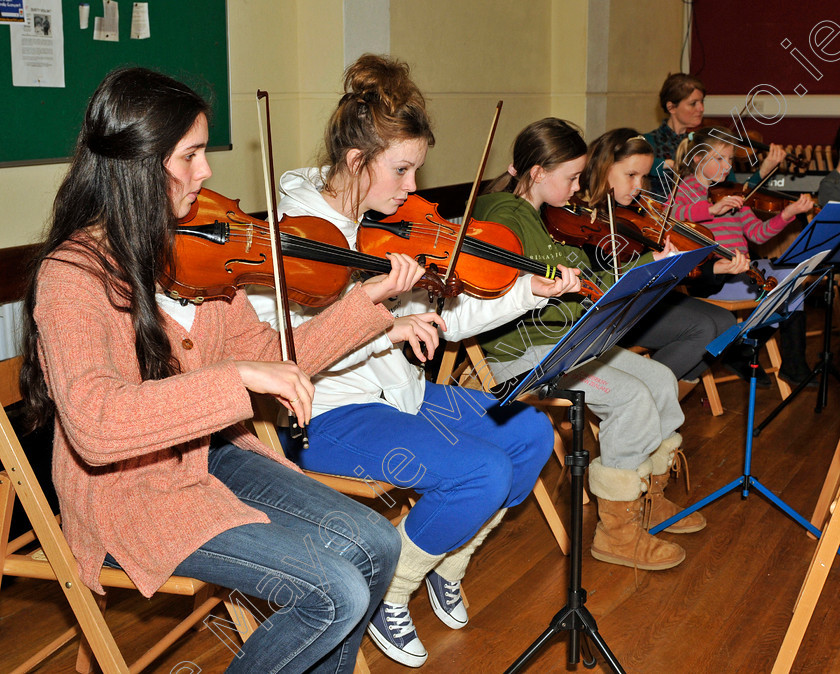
[604,1,685,136]
[0,0,683,248]
[390,0,554,189]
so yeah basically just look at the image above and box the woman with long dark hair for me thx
[19,66,410,673]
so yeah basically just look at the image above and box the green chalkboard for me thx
[0,0,230,166]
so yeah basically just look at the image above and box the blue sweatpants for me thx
[293,382,554,555]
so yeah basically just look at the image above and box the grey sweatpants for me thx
[489,345,683,471]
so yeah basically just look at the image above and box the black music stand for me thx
[649,250,833,539]
[495,247,713,674]
[754,202,840,433]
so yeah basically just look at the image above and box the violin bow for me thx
[658,175,681,246]
[443,100,504,294]
[605,191,621,282]
[256,89,309,448]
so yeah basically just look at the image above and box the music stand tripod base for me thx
[504,389,625,674]
[650,339,821,539]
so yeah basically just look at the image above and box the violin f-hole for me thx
[225,253,267,274]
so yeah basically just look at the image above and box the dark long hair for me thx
[20,67,210,430]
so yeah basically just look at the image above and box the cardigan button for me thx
[181,338,194,350]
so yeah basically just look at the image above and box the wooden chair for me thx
[697,297,791,416]
[771,436,840,674]
[435,337,593,556]
[809,436,840,538]
[1,355,257,674]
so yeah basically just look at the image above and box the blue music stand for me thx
[650,249,834,539]
[500,247,712,674]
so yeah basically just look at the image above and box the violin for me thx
[361,194,604,302]
[634,194,778,293]
[542,198,665,264]
[707,182,804,220]
[163,188,449,306]
[358,194,521,299]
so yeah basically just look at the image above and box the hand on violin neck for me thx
[361,252,426,304]
[388,312,446,363]
[780,193,814,221]
[234,361,314,425]
[713,249,750,276]
[709,195,744,216]
[530,265,581,298]
[651,236,679,261]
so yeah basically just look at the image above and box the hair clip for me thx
[687,131,695,141]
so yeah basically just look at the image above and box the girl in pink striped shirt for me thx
[671,127,815,386]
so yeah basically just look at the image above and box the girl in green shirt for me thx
[475,118,706,572]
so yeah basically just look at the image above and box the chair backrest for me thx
[0,356,21,407]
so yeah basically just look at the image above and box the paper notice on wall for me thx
[93,0,117,41]
[10,0,65,87]
[130,2,149,39]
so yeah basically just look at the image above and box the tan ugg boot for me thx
[646,434,706,534]
[588,457,685,571]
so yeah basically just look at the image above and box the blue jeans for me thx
[107,443,400,673]
[292,382,554,555]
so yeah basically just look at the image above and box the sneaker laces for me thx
[383,603,417,640]
[441,578,462,608]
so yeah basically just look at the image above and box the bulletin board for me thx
[0,0,230,166]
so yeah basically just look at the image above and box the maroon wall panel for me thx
[689,2,839,147]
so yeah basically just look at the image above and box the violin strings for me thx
[223,226,392,273]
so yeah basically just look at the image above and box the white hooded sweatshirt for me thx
[248,167,546,418]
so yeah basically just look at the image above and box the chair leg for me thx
[771,492,840,673]
[76,593,108,674]
[765,335,792,400]
[810,437,840,536]
[354,653,372,674]
[10,626,80,674]
[532,477,570,555]
[191,583,216,631]
[0,470,14,590]
[701,369,724,416]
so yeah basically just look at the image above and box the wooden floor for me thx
[4,314,840,673]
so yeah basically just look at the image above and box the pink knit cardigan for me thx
[34,241,393,597]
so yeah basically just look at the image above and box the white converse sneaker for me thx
[425,570,469,629]
[366,601,428,667]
